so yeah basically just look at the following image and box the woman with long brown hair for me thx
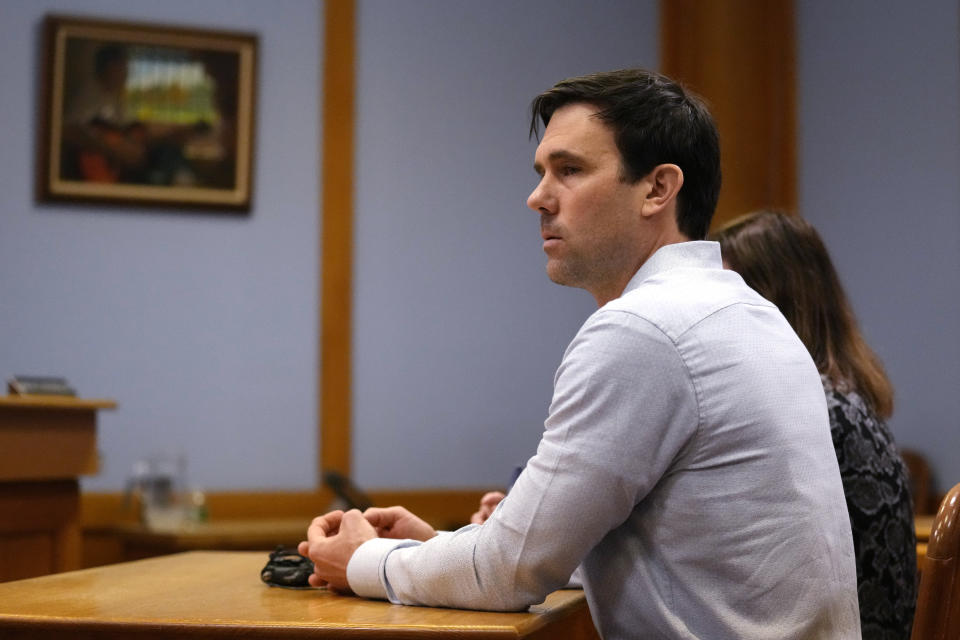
[712,210,915,639]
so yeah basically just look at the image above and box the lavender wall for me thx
[0,0,321,491]
[3,0,955,496]
[797,0,960,494]
[351,0,659,488]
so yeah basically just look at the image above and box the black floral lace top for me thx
[823,376,916,640]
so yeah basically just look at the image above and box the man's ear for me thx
[639,164,684,219]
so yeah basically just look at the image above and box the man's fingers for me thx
[341,508,377,536]
[307,510,344,540]
[362,506,399,532]
[362,507,389,527]
[297,540,309,556]
[469,492,506,525]
[480,491,505,508]
[363,506,410,535]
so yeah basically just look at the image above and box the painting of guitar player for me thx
[38,15,257,211]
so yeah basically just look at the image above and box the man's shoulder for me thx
[602,266,776,341]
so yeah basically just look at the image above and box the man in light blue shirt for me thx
[300,68,861,639]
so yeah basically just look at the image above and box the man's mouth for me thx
[541,231,562,252]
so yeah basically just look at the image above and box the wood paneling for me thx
[0,534,54,583]
[0,480,80,581]
[661,0,796,229]
[80,487,489,567]
[81,488,486,530]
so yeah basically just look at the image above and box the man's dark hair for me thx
[530,68,721,240]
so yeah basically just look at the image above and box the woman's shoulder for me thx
[822,375,908,485]
[822,375,873,425]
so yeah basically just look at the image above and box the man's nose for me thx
[527,178,554,215]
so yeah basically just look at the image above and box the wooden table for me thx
[0,551,599,639]
[0,395,115,582]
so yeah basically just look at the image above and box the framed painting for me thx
[38,15,257,211]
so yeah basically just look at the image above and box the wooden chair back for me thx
[911,482,960,640]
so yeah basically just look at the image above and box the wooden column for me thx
[320,0,356,481]
[660,0,796,229]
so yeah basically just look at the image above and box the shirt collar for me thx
[622,241,723,296]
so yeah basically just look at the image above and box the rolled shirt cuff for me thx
[346,537,420,602]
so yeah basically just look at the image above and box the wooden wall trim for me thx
[660,0,796,229]
[320,0,356,481]
[81,488,488,532]
[80,487,490,569]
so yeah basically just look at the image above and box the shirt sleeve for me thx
[346,308,700,610]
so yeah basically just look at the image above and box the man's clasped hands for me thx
[297,491,507,592]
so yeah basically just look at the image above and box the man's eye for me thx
[561,166,581,176]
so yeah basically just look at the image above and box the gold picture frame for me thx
[38,15,257,211]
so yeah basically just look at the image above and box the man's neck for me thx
[590,232,692,307]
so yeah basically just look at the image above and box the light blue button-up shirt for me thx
[348,241,861,639]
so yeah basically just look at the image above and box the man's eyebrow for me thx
[533,149,586,175]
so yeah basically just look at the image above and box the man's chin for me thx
[546,263,577,288]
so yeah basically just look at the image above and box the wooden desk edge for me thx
[0,616,560,639]
[0,597,590,639]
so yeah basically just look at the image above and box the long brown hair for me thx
[711,210,894,418]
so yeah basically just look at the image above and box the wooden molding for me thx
[81,487,489,533]
[320,0,356,481]
[80,487,487,568]
[660,0,796,229]
[80,489,333,529]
